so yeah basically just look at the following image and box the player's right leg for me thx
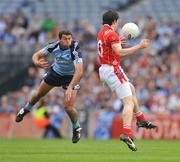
[63,89,82,143]
[16,80,54,122]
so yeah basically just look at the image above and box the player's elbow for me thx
[32,54,36,63]
[112,45,126,57]
[32,51,43,64]
[32,53,39,64]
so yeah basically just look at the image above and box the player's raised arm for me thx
[32,49,49,69]
[112,39,151,57]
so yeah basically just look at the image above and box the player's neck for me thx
[103,24,115,31]
[59,43,69,51]
[111,24,116,31]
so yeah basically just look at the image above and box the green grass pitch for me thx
[0,139,179,162]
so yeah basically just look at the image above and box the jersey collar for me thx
[58,43,69,51]
[103,24,113,30]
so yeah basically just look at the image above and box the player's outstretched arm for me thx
[32,50,49,69]
[112,39,150,57]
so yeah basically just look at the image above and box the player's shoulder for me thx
[70,40,82,58]
[70,40,80,49]
[106,30,118,38]
[47,41,59,47]
[46,41,59,53]
[105,29,120,42]
[100,25,115,35]
[100,28,118,41]
[97,27,114,41]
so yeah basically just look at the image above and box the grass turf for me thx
[0,139,179,162]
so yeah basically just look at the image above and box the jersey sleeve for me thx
[71,42,83,64]
[106,32,121,47]
[41,42,58,56]
[41,46,51,56]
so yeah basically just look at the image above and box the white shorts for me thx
[99,64,132,99]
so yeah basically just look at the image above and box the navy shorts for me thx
[43,67,80,90]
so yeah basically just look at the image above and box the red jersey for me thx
[97,25,121,66]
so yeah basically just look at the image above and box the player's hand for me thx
[65,86,73,102]
[35,58,49,69]
[120,36,127,45]
[139,39,151,48]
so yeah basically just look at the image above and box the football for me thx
[121,22,140,39]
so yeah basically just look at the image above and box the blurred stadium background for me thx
[0,0,180,143]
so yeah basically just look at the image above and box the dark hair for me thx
[58,30,72,39]
[102,10,119,25]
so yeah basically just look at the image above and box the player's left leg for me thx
[16,80,54,122]
[129,83,157,129]
[120,95,137,151]
[63,89,82,143]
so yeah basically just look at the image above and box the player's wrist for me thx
[68,84,73,89]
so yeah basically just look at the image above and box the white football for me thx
[121,22,140,39]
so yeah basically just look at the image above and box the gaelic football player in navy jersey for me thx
[16,30,83,143]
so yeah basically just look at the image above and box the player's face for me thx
[59,34,72,49]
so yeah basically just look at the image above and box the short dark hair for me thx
[102,10,119,25]
[58,30,72,39]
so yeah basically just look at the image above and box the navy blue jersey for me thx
[42,41,83,75]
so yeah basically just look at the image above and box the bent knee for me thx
[123,102,134,109]
[122,95,134,104]
[122,96,134,112]
[122,103,134,116]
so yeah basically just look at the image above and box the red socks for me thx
[122,111,145,137]
[122,125,133,137]
[135,111,145,121]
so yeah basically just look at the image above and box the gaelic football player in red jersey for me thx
[97,10,157,151]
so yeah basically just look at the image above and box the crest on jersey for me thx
[112,36,116,41]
